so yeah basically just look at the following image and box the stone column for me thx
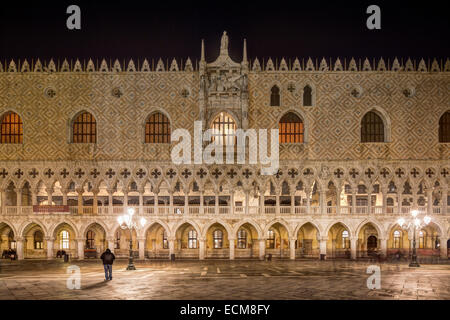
[290,194,295,214]
[169,191,173,215]
[199,191,204,214]
[92,189,99,215]
[426,188,433,215]
[244,191,249,215]
[379,238,387,258]
[46,187,53,206]
[184,189,189,215]
[199,238,206,260]
[16,188,22,207]
[275,191,280,215]
[381,186,387,214]
[0,188,6,214]
[319,237,327,259]
[367,186,372,214]
[138,189,144,215]
[16,237,24,260]
[351,187,357,214]
[107,238,115,253]
[305,187,311,215]
[77,238,84,259]
[319,187,326,214]
[168,237,175,258]
[229,238,235,260]
[230,191,235,214]
[154,191,159,215]
[441,187,448,215]
[123,188,128,210]
[215,192,219,215]
[31,189,37,206]
[138,237,145,260]
[336,184,341,215]
[289,238,296,260]
[397,191,402,214]
[107,189,113,215]
[62,190,68,206]
[440,237,448,259]
[350,237,357,260]
[46,237,54,259]
[259,238,266,260]
[76,188,84,215]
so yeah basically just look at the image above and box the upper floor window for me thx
[361,111,384,143]
[279,112,304,143]
[72,112,96,143]
[1,111,23,144]
[145,112,171,143]
[211,112,236,146]
[270,85,280,106]
[439,111,450,142]
[303,85,312,106]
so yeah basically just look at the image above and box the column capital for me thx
[136,237,146,242]
[75,188,84,195]
[15,236,25,242]
[45,187,54,194]
[91,188,100,196]
[44,236,55,241]
[75,238,86,242]
[319,236,328,241]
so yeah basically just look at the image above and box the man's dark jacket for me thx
[100,249,116,265]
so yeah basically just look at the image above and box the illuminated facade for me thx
[0,32,449,261]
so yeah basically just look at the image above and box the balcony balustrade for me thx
[1,204,448,217]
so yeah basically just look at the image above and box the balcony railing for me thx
[1,204,448,216]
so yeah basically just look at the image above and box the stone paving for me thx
[0,259,449,300]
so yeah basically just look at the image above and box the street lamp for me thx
[397,209,431,268]
[117,208,146,270]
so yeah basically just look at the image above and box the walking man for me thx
[100,248,115,281]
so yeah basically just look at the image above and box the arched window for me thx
[439,111,450,142]
[115,231,120,249]
[361,111,385,142]
[34,231,43,249]
[393,230,401,248]
[213,230,223,249]
[303,85,312,106]
[279,112,304,143]
[162,230,168,249]
[1,111,23,144]
[237,229,247,249]
[188,229,197,249]
[267,229,275,249]
[72,112,96,143]
[86,230,95,249]
[342,230,349,248]
[145,112,171,143]
[270,86,280,106]
[211,112,236,146]
[60,230,70,249]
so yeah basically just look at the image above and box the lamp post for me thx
[117,208,146,270]
[397,209,431,268]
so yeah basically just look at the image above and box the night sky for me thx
[0,0,449,64]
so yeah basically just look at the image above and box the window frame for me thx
[145,112,171,144]
[0,111,23,144]
[72,111,97,144]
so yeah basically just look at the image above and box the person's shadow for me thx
[82,281,109,290]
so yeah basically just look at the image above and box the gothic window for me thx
[210,112,236,145]
[72,112,96,143]
[439,111,450,142]
[361,111,385,142]
[34,231,43,249]
[279,112,304,143]
[303,85,312,106]
[1,111,23,144]
[60,230,70,249]
[393,230,401,248]
[267,229,275,249]
[386,197,394,206]
[418,231,425,249]
[270,85,280,106]
[213,230,223,249]
[237,229,247,249]
[188,229,197,249]
[145,112,171,143]
[342,230,349,248]
[86,230,95,249]
[162,230,168,249]
[115,231,120,249]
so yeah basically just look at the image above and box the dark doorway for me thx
[367,236,378,252]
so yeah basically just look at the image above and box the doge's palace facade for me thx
[0,32,449,261]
